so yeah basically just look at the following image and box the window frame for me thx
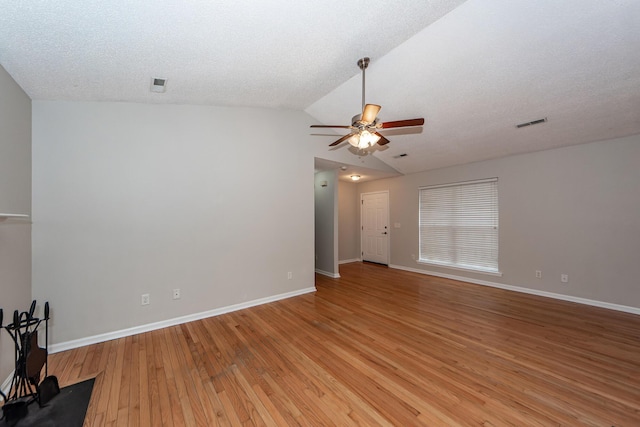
[418,178,501,276]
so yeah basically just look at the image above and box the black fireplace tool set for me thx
[0,300,60,423]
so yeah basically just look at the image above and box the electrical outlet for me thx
[141,293,150,305]
[287,272,292,280]
[173,288,181,300]
[561,274,569,283]
[535,270,542,279]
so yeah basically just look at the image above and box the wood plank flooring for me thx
[49,262,640,426]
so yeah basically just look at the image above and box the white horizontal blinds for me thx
[419,178,499,272]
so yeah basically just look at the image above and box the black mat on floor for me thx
[1,378,95,427]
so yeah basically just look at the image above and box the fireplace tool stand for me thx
[0,300,59,422]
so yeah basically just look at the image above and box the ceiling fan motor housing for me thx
[351,114,379,129]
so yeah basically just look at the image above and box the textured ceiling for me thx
[0,0,464,109]
[307,0,640,174]
[2,0,639,175]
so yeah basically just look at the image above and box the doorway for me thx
[361,191,389,265]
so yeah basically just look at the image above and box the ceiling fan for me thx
[311,57,424,149]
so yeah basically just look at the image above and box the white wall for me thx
[357,135,640,310]
[0,65,32,383]
[314,170,338,276]
[32,101,317,345]
[338,181,360,262]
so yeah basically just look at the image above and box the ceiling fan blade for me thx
[329,133,355,147]
[310,124,352,129]
[380,118,425,129]
[361,104,381,123]
[374,132,390,146]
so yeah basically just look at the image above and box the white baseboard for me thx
[390,264,640,316]
[50,286,316,354]
[339,258,361,265]
[40,263,640,356]
[315,269,340,278]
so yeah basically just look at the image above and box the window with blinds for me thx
[419,178,499,274]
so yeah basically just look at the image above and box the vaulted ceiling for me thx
[2,0,639,176]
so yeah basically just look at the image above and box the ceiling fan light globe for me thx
[359,130,380,148]
[348,134,360,147]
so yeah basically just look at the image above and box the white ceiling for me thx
[2,0,640,176]
[307,0,640,174]
[0,0,463,109]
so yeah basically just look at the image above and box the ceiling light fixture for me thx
[350,175,361,181]
[348,130,381,149]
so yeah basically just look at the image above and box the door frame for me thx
[360,190,390,265]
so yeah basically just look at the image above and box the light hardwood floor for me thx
[50,262,640,426]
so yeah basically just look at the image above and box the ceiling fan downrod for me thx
[357,57,370,112]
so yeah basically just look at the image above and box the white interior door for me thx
[361,191,389,265]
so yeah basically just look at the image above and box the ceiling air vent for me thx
[516,117,547,128]
[150,78,167,93]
